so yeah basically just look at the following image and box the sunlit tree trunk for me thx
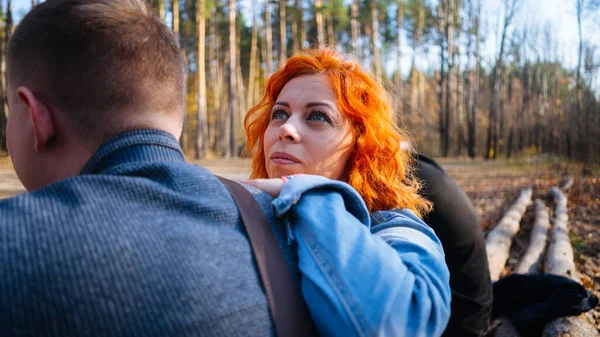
[195,0,208,159]
[315,0,325,48]
[292,0,300,52]
[172,0,179,35]
[370,0,381,81]
[396,0,403,95]
[299,2,306,50]
[265,3,274,76]
[226,0,237,157]
[351,0,359,53]
[279,0,287,64]
[247,11,259,111]
[208,13,217,152]
[326,3,334,45]
[236,27,245,131]
[180,0,194,152]
[210,11,224,154]
[31,0,37,7]
[158,0,166,20]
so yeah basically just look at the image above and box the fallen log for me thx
[514,199,550,274]
[542,187,599,337]
[558,175,574,192]
[486,187,533,282]
[544,187,576,280]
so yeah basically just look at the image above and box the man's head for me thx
[6,0,185,190]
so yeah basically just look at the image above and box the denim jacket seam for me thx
[369,211,385,225]
[298,224,371,337]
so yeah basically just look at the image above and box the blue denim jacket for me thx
[271,175,451,337]
[0,129,449,336]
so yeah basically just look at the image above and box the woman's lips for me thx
[270,152,300,165]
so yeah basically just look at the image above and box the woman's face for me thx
[263,74,354,180]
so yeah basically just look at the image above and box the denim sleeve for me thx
[272,175,451,337]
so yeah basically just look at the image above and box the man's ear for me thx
[17,87,56,153]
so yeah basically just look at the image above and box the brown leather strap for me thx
[218,177,317,337]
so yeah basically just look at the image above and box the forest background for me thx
[0,0,599,165]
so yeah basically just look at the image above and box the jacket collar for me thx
[80,129,185,174]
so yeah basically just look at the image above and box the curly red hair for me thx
[244,48,430,216]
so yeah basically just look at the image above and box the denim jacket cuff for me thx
[272,175,371,243]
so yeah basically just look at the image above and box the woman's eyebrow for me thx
[305,102,335,109]
[273,101,290,107]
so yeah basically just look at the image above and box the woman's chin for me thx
[268,168,304,179]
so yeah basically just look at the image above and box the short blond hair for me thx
[8,0,185,142]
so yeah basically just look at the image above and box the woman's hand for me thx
[240,178,285,197]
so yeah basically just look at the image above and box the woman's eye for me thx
[271,110,288,120]
[308,111,331,123]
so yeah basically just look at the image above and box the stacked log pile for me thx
[486,182,598,337]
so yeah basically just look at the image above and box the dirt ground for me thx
[0,157,598,331]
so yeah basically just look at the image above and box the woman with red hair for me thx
[243,48,451,336]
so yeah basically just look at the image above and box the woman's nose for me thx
[278,122,301,142]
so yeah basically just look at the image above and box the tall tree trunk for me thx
[370,0,382,81]
[299,2,306,50]
[518,63,529,152]
[247,13,259,112]
[292,0,300,52]
[438,2,446,157]
[0,3,6,152]
[261,27,268,83]
[226,0,237,158]
[208,13,217,152]
[576,0,586,166]
[467,0,480,158]
[180,0,194,152]
[3,0,13,151]
[265,4,274,77]
[326,4,335,45]
[211,12,225,154]
[279,0,287,65]
[486,0,520,159]
[506,127,514,159]
[351,0,359,53]
[396,0,403,95]
[498,71,507,155]
[195,0,208,159]
[443,0,454,157]
[315,0,325,48]
[457,67,465,156]
[31,0,37,7]
[158,0,166,20]
[416,0,425,107]
[5,0,12,57]
[236,26,245,132]
[172,0,179,35]
[172,0,182,146]
[465,0,474,158]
